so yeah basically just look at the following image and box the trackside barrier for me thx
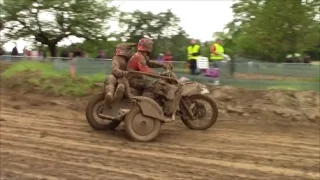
[1,55,319,92]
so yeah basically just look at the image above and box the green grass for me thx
[2,61,62,78]
[1,61,105,96]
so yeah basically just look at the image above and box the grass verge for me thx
[1,61,105,96]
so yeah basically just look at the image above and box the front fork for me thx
[180,97,196,120]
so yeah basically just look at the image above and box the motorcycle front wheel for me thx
[180,94,218,130]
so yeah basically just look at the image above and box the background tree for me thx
[118,9,189,59]
[73,39,119,58]
[1,0,117,57]
[223,0,319,61]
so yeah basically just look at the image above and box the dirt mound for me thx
[209,86,320,125]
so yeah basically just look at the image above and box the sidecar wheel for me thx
[181,94,218,130]
[125,106,161,142]
[85,93,121,130]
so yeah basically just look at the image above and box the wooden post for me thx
[185,62,190,73]
[69,53,75,78]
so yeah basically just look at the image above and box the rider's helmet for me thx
[137,38,154,52]
[115,43,136,58]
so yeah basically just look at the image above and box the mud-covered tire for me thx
[124,106,161,142]
[181,94,218,130]
[85,93,121,130]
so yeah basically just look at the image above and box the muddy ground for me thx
[0,86,319,180]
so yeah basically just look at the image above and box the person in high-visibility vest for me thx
[187,39,201,75]
[210,39,224,85]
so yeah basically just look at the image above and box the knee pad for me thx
[106,75,116,84]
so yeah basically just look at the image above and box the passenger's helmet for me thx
[137,38,154,52]
[115,43,136,58]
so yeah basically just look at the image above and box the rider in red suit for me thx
[127,38,178,116]
[127,38,170,94]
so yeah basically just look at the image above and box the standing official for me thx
[210,39,224,85]
[187,39,201,75]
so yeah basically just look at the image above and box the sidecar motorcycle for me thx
[85,69,218,142]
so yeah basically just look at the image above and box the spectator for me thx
[187,39,201,75]
[38,48,46,60]
[157,53,164,62]
[11,43,18,56]
[73,48,82,58]
[23,47,28,57]
[60,50,69,61]
[209,38,225,85]
[0,47,4,56]
[96,50,105,59]
[303,55,311,64]
[163,51,173,64]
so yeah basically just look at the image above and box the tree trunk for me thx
[49,44,57,57]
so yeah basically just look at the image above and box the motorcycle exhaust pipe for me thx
[97,109,130,121]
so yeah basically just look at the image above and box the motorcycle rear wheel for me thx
[181,94,218,130]
[85,93,121,130]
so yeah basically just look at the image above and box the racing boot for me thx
[113,83,125,102]
[103,84,115,114]
[163,84,178,116]
[163,100,174,116]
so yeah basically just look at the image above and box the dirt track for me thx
[0,91,319,180]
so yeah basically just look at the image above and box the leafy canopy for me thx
[1,0,117,56]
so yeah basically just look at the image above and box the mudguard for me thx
[132,96,166,122]
[181,81,210,96]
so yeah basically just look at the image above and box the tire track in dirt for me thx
[2,120,318,159]
[1,131,318,177]
[1,127,319,179]
[2,112,319,162]
[2,109,318,151]
[1,93,319,180]
[1,126,318,174]
[2,140,262,180]
[1,134,317,180]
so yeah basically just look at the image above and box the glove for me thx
[122,71,129,77]
[162,63,173,70]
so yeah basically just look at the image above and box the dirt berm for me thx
[210,86,320,125]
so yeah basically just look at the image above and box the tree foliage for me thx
[118,9,189,59]
[2,0,318,62]
[1,0,117,56]
[72,39,119,58]
[222,0,320,61]
[119,10,182,42]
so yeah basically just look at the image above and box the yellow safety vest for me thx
[187,45,200,60]
[210,43,224,61]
